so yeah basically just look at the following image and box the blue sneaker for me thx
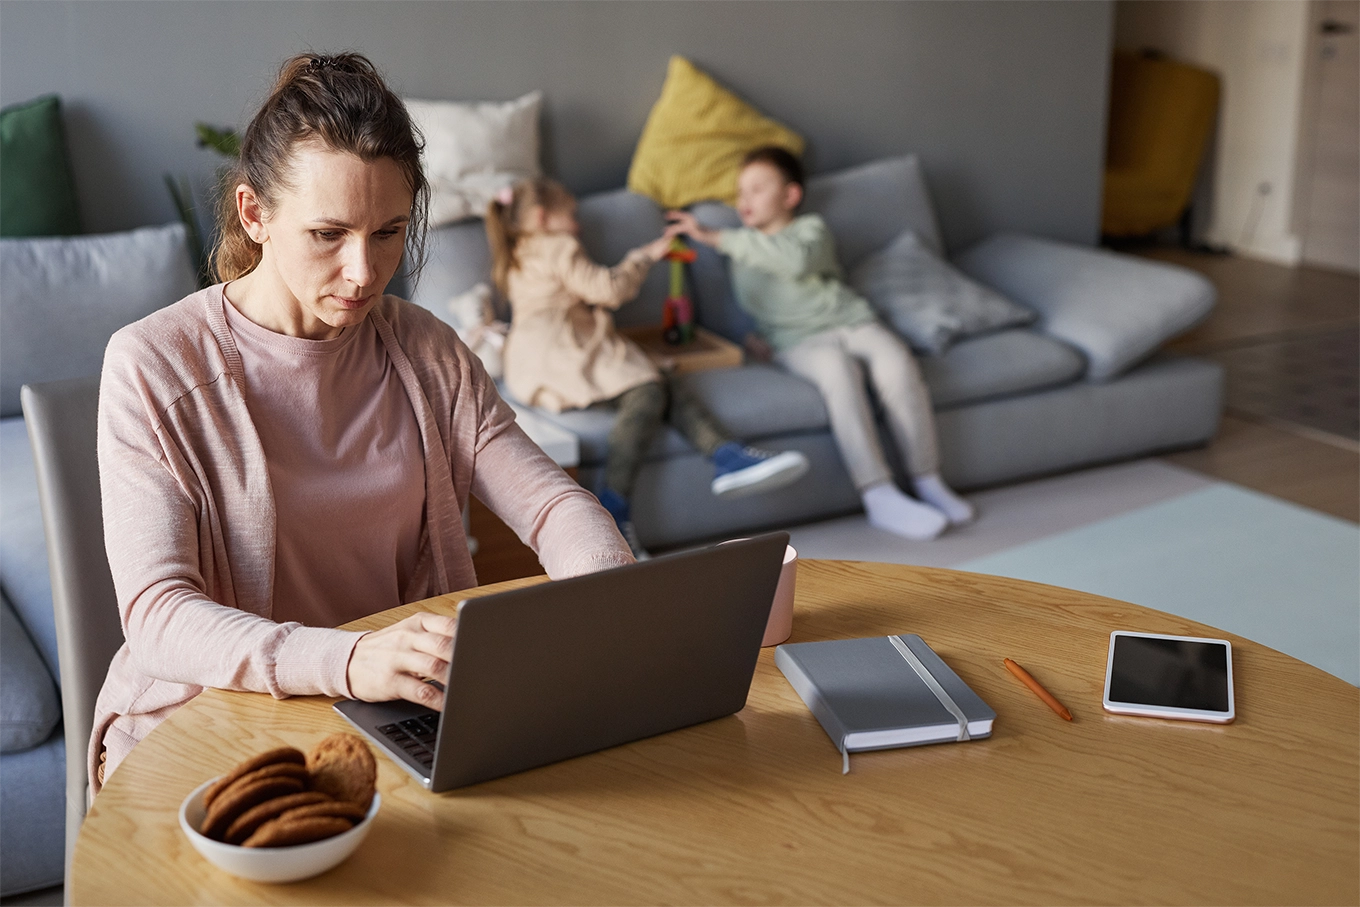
[710,442,810,499]
[595,485,650,560]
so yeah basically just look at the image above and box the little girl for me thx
[487,178,808,557]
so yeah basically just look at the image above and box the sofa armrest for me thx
[952,233,1215,381]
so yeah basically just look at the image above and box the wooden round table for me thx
[71,560,1359,905]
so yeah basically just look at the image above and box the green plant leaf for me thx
[194,123,240,159]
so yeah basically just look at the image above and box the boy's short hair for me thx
[742,146,805,188]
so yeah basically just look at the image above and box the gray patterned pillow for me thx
[850,230,1035,355]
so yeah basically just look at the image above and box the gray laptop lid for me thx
[337,531,788,792]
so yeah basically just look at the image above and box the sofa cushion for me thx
[0,94,81,238]
[953,233,1215,381]
[0,416,57,677]
[577,189,671,328]
[627,56,804,210]
[0,589,59,754]
[524,364,828,467]
[677,364,830,440]
[850,230,1036,355]
[0,222,196,416]
[920,329,1086,409]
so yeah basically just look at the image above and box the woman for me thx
[90,52,632,791]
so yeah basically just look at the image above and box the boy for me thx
[665,146,973,540]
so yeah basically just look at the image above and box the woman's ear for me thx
[236,184,268,244]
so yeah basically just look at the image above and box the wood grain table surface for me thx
[70,560,1360,905]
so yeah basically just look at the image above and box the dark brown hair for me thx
[742,145,805,189]
[484,177,575,294]
[211,51,430,284]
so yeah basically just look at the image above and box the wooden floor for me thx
[1135,247,1359,523]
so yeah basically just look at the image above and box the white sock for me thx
[913,474,976,526]
[861,482,947,540]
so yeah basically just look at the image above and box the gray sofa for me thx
[0,223,197,896]
[409,155,1224,550]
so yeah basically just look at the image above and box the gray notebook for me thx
[775,634,995,771]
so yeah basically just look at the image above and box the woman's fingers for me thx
[346,611,457,708]
[393,673,446,712]
[412,611,457,640]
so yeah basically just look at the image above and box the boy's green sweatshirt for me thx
[717,213,877,351]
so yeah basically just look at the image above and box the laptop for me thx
[335,531,789,792]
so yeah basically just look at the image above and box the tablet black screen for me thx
[1108,635,1230,711]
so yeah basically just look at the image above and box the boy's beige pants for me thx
[776,321,940,491]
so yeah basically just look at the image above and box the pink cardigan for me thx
[92,286,632,790]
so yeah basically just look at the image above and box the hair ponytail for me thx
[211,51,430,285]
[484,177,574,295]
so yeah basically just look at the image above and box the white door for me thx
[1298,0,1359,273]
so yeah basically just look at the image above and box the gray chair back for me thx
[20,375,122,879]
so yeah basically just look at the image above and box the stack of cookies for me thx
[198,733,377,848]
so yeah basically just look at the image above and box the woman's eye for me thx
[312,230,341,240]
[376,229,401,239]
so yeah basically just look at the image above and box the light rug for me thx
[784,460,1359,686]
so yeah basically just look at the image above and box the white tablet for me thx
[1102,631,1235,724]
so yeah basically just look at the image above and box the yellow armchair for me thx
[1102,50,1220,238]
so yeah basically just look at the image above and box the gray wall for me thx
[0,0,1114,253]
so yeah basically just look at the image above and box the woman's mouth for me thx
[332,295,371,310]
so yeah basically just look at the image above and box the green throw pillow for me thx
[0,94,82,237]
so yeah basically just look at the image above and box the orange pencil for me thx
[1003,658,1073,721]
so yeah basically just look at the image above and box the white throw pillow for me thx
[405,92,543,226]
[850,230,1035,356]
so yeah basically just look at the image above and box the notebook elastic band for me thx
[888,635,971,742]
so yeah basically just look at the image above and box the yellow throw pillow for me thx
[628,56,805,209]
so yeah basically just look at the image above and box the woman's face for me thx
[245,144,413,339]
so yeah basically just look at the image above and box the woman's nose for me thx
[342,239,377,289]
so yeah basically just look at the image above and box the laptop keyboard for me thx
[377,713,439,769]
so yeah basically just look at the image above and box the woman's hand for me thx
[346,611,457,711]
[665,211,720,247]
[638,234,673,262]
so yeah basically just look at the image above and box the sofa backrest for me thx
[0,223,197,417]
[407,154,944,344]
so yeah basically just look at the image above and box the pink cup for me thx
[763,545,798,646]
[719,540,798,646]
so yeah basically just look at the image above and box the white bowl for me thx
[179,777,380,883]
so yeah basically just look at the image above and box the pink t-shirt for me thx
[224,300,425,628]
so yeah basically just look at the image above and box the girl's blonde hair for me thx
[485,177,574,294]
